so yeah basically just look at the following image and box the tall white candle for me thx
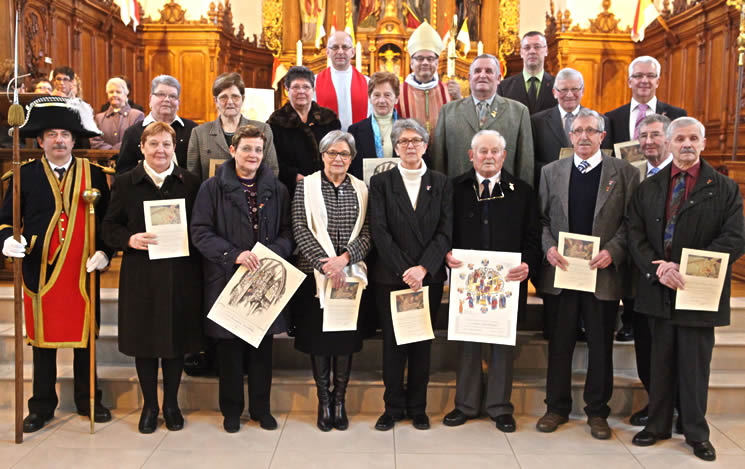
[297,40,303,66]
[477,41,484,56]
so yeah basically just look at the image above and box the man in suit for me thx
[117,75,198,174]
[629,117,745,461]
[0,97,114,432]
[606,56,687,343]
[315,31,371,131]
[398,21,460,136]
[536,108,639,439]
[432,54,534,186]
[496,31,557,115]
[442,130,541,433]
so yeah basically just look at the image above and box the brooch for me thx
[426,185,431,191]
[707,179,712,184]
[508,182,514,191]
[490,110,497,118]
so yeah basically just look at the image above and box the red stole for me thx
[315,67,368,124]
[24,158,93,348]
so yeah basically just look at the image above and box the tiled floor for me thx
[2,410,745,468]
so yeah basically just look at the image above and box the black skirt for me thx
[292,276,364,355]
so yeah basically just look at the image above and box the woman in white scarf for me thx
[291,130,372,432]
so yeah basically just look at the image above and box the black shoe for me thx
[77,403,112,423]
[375,413,402,431]
[252,414,278,430]
[615,324,634,342]
[223,415,240,433]
[138,407,159,434]
[163,407,184,431]
[632,429,671,446]
[674,416,684,435]
[443,409,470,427]
[22,413,53,433]
[333,401,349,430]
[629,406,649,426]
[311,355,333,432]
[494,414,516,433]
[687,440,716,461]
[411,414,430,430]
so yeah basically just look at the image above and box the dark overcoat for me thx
[190,160,293,339]
[628,159,745,327]
[102,163,203,357]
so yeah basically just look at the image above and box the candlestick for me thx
[477,41,483,56]
[296,40,302,66]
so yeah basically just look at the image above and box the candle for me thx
[477,41,483,56]
[448,40,455,77]
[356,42,362,72]
[296,40,302,66]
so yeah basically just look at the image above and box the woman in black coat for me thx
[369,119,452,432]
[266,66,341,196]
[291,130,372,432]
[102,122,203,434]
[191,125,293,434]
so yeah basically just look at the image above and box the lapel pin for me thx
[426,185,431,191]
[490,110,497,118]
[259,203,265,209]
[707,179,712,184]
[508,182,514,191]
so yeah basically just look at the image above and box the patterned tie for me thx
[577,160,590,174]
[647,167,660,177]
[54,167,66,181]
[481,179,491,248]
[663,172,687,259]
[564,112,575,143]
[527,76,539,114]
[477,101,489,128]
[633,103,649,139]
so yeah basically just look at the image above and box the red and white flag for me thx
[119,0,140,32]
[631,0,659,42]
[271,57,288,90]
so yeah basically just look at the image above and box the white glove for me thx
[3,235,27,258]
[86,250,109,272]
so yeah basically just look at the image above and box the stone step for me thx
[1,363,744,416]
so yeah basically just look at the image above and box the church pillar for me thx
[282,0,301,51]
[481,0,500,55]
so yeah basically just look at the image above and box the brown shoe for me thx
[588,416,611,440]
[536,412,568,433]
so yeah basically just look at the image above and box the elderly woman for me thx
[369,119,452,431]
[103,122,203,434]
[187,72,278,181]
[190,125,292,433]
[90,77,144,150]
[348,71,400,179]
[267,66,340,196]
[291,130,372,432]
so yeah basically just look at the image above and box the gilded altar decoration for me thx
[299,0,325,43]
[263,0,284,55]
[498,0,520,59]
[583,0,627,34]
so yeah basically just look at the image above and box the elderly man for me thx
[629,117,745,461]
[116,75,198,174]
[432,54,533,186]
[497,32,557,115]
[443,130,541,433]
[315,31,371,131]
[398,21,461,136]
[0,97,114,432]
[537,108,638,439]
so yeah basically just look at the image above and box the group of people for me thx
[1,23,743,463]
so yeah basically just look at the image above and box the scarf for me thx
[371,110,397,158]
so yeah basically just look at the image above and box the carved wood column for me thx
[281,0,300,52]
[481,0,500,55]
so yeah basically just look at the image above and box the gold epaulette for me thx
[1,160,35,182]
[90,162,115,175]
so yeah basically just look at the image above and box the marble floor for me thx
[2,409,745,468]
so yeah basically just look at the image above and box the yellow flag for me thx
[456,18,470,56]
[344,13,355,45]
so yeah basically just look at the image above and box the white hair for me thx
[471,129,506,150]
[106,77,129,94]
[667,116,706,139]
[554,68,584,89]
[628,56,661,78]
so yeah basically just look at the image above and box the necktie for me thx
[577,160,590,174]
[663,172,687,259]
[633,103,649,139]
[564,112,575,143]
[54,167,66,181]
[527,76,539,114]
[481,179,490,248]
[647,167,660,177]
[477,101,489,128]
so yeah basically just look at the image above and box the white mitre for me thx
[407,21,444,56]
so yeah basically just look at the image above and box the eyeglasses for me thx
[473,182,505,201]
[324,150,352,161]
[570,128,603,136]
[521,44,546,51]
[630,73,658,80]
[328,45,353,52]
[411,55,438,63]
[554,87,583,95]
[396,138,425,147]
[54,76,72,83]
[289,84,312,92]
[153,92,179,101]
[217,94,242,104]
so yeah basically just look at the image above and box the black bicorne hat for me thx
[17,96,102,139]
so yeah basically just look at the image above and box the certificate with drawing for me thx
[323,278,364,332]
[143,198,189,260]
[447,249,522,346]
[553,232,600,293]
[363,157,399,186]
[208,243,306,348]
[675,248,730,312]
[389,286,434,345]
